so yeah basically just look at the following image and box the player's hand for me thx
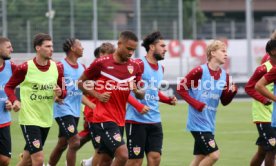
[229,83,238,93]
[87,102,96,110]
[140,105,150,114]
[83,80,94,90]
[55,97,64,104]
[264,99,272,106]
[54,85,62,97]
[197,102,206,112]
[129,80,137,92]
[5,100,12,111]
[170,96,177,105]
[97,92,112,103]
[12,100,21,112]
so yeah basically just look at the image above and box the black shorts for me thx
[88,122,101,149]
[125,122,163,159]
[55,115,79,139]
[191,131,218,155]
[92,122,125,157]
[21,125,50,154]
[0,126,11,158]
[256,123,276,151]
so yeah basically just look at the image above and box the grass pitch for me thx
[9,100,256,166]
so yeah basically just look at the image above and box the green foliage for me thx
[6,0,119,52]
[183,0,206,39]
[140,0,206,39]
[6,0,205,52]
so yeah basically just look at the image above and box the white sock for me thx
[83,157,93,166]
[261,161,264,166]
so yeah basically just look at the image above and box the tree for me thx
[7,0,119,52]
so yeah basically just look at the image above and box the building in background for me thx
[198,0,276,39]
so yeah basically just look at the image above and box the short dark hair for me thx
[94,47,101,58]
[0,37,10,45]
[33,33,52,51]
[119,31,138,42]
[63,38,77,54]
[99,42,115,54]
[266,39,276,56]
[142,31,163,52]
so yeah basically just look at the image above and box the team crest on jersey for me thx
[95,136,101,143]
[133,147,141,156]
[67,125,75,133]
[208,140,216,148]
[127,65,134,74]
[113,133,122,142]
[269,138,276,146]
[32,140,40,149]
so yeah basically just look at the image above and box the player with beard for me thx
[5,33,66,166]
[125,31,177,166]
[0,37,16,166]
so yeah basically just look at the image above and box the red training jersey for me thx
[84,54,142,126]
[245,60,275,104]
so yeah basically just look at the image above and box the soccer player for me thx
[0,37,15,166]
[80,42,115,166]
[255,39,276,165]
[125,31,177,166]
[246,39,276,166]
[47,38,94,166]
[5,33,66,166]
[260,30,276,64]
[78,31,144,166]
[177,40,237,166]
[81,42,150,166]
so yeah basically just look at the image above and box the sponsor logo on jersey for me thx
[68,125,75,133]
[208,140,216,148]
[32,83,54,91]
[32,140,40,148]
[269,138,276,146]
[30,93,54,101]
[133,147,141,156]
[113,133,122,142]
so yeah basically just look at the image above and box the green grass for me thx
[10,101,256,166]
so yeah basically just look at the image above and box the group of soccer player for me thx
[2,29,276,166]
[246,31,276,166]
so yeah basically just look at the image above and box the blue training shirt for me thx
[54,59,84,118]
[126,56,163,123]
[0,60,12,124]
[186,64,226,133]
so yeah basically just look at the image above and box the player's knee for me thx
[149,152,161,163]
[59,143,68,151]
[0,157,10,166]
[33,155,44,165]
[209,150,220,162]
[116,149,129,162]
[56,139,68,151]
[68,139,80,151]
